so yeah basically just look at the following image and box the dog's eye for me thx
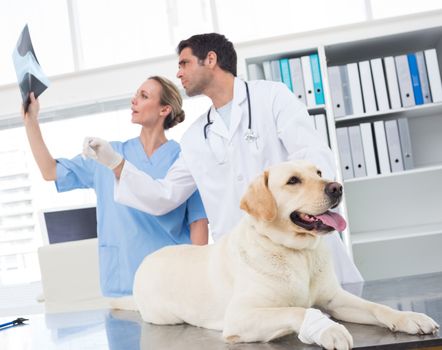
[287,176,301,185]
[317,170,322,177]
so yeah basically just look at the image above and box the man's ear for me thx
[205,51,217,68]
[240,170,277,222]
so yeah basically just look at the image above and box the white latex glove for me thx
[82,137,123,169]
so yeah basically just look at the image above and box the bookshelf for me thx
[245,19,442,280]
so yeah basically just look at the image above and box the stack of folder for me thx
[328,48,442,118]
[246,48,441,181]
[305,113,330,147]
[247,53,325,108]
[247,54,330,148]
[336,118,414,180]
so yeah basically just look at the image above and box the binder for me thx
[384,56,402,109]
[328,66,346,117]
[279,58,293,91]
[397,118,414,170]
[370,58,390,111]
[373,121,391,174]
[310,53,325,105]
[407,53,424,105]
[262,61,273,81]
[340,65,353,116]
[415,51,432,104]
[348,125,367,177]
[384,119,404,172]
[358,60,377,113]
[247,63,264,80]
[314,114,329,146]
[395,55,415,107]
[336,127,354,180]
[301,55,316,107]
[271,60,282,82]
[307,113,316,130]
[424,49,442,103]
[359,123,378,176]
[289,58,307,105]
[347,63,364,115]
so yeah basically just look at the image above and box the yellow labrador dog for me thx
[113,160,439,349]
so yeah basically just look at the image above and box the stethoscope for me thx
[203,81,258,143]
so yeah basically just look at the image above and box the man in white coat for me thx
[84,33,363,284]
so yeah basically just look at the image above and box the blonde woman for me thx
[23,76,208,297]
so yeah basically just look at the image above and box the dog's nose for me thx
[325,182,343,200]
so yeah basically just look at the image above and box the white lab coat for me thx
[115,78,363,284]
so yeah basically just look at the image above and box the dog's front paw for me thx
[389,311,439,335]
[319,323,353,350]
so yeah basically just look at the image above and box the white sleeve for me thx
[114,153,197,215]
[273,83,336,180]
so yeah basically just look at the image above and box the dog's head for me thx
[240,160,346,249]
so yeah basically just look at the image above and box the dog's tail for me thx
[110,295,138,311]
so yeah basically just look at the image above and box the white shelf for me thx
[307,105,326,114]
[352,221,442,244]
[335,101,442,125]
[344,163,442,184]
[237,17,442,280]
[344,164,442,239]
[323,24,442,280]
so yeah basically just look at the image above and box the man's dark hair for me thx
[177,33,237,76]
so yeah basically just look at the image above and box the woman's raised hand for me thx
[21,92,40,123]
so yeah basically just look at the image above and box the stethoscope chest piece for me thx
[244,128,258,143]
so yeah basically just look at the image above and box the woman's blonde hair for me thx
[148,76,185,130]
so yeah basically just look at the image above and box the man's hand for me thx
[82,137,123,169]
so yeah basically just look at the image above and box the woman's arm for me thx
[22,93,57,181]
[83,137,198,215]
[190,219,209,245]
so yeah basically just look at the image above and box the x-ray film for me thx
[12,24,50,112]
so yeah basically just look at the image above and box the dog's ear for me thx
[240,170,277,222]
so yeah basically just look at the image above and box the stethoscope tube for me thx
[204,81,251,139]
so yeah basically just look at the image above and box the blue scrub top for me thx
[55,138,207,297]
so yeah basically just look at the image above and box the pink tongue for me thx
[316,211,347,232]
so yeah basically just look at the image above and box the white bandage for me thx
[82,136,123,170]
[298,308,336,345]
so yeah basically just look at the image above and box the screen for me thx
[43,207,97,244]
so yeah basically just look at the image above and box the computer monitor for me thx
[39,205,97,245]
